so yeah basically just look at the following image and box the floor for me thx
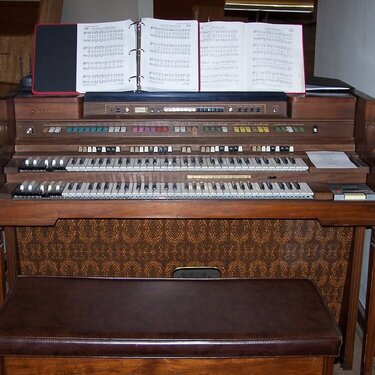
[334,330,374,375]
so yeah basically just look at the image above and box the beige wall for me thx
[61,0,153,23]
[315,0,375,97]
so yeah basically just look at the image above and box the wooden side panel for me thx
[0,228,5,304]
[361,228,375,375]
[5,356,327,375]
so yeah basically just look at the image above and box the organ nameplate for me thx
[187,175,252,179]
[134,107,148,113]
[344,193,366,201]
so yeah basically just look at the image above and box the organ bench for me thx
[0,278,341,375]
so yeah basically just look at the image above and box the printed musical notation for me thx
[141,18,199,91]
[73,18,304,93]
[200,22,244,91]
[248,24,304,91]
[76,20,137,92]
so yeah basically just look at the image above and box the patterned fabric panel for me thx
[16,219,353,321]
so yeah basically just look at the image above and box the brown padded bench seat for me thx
[0,277,341,358]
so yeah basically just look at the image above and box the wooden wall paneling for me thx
[37,0,64,24]
[0,36,33,85]
[0,1,39,35]
[0,0,63,85]
[0,229,5,305]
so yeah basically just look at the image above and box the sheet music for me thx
[140,18,199,91]
[76,20,136,93]
[200,22,247,91]
[307,151,357,169]
[246,23,304,93]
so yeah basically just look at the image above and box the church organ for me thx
[0,90,375,374]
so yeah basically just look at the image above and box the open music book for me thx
[34,18,305,94]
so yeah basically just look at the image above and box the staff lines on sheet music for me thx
[83,29,124,43]
[149,71,191,84]
[201,61,239,71]
[200,30,239,43]
[83,60,124,71]
[83,45,125,58]
[252,57,293,72]
[83,73,125,86]
[149,57,190,69]
[252,46,293,58]
[254,28,295,39]
[150,25,192,40]
[251,70,292,85]
[201,46,240,58]
[201,76,240,85]
[149,42,191,55]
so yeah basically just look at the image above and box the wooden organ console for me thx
[0,89,375,374]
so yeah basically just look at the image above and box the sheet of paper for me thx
[245,23,305,93]
[307,151,357,168]
[199,22,247,91]
[76,20,136,93]
[140,18,199,91]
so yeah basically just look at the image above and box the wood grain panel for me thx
[5,356,327,375]
[0,35,33,85]
[0,1,39,35]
